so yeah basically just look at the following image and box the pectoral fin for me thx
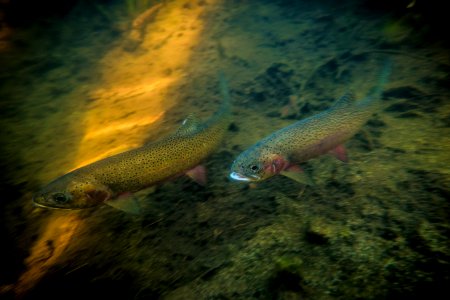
[105,192,141,214]
[280,165,315,185]
[186,165,207,186]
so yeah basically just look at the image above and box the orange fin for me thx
[330,144,348,162]
[186,165,207,186]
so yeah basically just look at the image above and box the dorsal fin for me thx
[332,91,355,109]
[175,114,201,136]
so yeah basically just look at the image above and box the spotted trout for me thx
[230,60,392,183]
[34,74,231,212]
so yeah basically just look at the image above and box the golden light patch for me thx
[18,0,218,295]
[15,213,84,297]
[74,0,214,169]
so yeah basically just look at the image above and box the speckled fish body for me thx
[34,75,231,210]
[230,60,391,182]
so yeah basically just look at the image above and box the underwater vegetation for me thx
[0,0,449,299]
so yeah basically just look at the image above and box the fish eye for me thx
[53,193,68,203]
[250,165,259,171]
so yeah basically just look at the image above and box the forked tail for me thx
[204,71,232,128]
[218,71,231,113]
[358,58,392,110]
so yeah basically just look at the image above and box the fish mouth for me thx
[229,172,259,182]
[32,202,78,210]
[32,196,48,208]
[32,201,56,209]
[32,198,75,210]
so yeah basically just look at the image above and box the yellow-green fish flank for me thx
[230,60,392,182]
[34,74,231,210]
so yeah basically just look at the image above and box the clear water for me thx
[1,0,449,299]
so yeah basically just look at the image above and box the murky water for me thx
[1,0,449,299]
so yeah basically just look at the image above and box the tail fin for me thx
[205,71,232,127]
[218,71,231,113]
[358,58,392,109]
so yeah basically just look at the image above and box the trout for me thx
[34,74,231,212]
[230,60,391,183]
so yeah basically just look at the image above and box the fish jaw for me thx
[229,171,260,182]
[32,198,80,211]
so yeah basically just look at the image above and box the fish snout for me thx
[229,171,262,182]
[32,194,48,208]
[229,172,251,181]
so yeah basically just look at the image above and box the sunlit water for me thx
[1,0,449,299]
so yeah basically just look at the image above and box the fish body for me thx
[34,75,231,210]
[230,60,391,182]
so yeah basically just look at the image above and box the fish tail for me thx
[204,71,232,128]
[218,71,231,113]
[357,58,392,110]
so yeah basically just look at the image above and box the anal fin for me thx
[329,144,348,162]
[186,165,207,186]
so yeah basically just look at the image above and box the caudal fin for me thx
[358,58,392,109]
[218,71,231,113]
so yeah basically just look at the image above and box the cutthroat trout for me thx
[230,60,391,183]
[34,74,231,211]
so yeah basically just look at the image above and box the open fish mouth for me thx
[229,172,259,182]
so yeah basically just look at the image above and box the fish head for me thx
[33,173,111,210]
[230,147,287,182]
